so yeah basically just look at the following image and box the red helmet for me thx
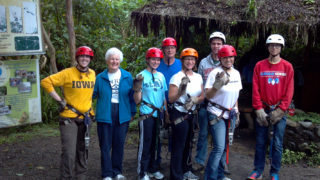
[146,47,164,59]
[218,45,237,58]
[162,37,177,47]
[76,46,94,58]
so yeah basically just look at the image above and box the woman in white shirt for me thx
[168,48,204,180]
[204,45,242,180]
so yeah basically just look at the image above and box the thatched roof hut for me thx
[131,0,320,113]
[131,0,320,46]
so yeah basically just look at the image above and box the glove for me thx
[270,108,285,125]
[184,96,198,111]
[133,74,144,92]
[255,109,268,126]
[58,99,67,112]
[212,71,229,90]
[178,76,190,96]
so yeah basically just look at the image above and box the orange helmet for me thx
[146,47,164,59]
[180,48,198,59]
[218,45,237,58]
[162,37,177,47]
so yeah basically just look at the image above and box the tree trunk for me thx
[66,0,76,67]
[41,24,58,73]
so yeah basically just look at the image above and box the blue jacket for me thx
[93,68,136,124]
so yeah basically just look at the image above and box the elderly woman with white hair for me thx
[93,47,136,180]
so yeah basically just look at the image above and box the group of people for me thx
[41,32,294,180]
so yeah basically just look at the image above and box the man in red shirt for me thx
[247,34,294,180]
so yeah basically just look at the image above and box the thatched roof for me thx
[131,0,320,45]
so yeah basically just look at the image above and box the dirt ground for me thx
[1,128,319,180]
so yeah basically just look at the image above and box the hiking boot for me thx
[192,162,204,172]
[183,171,199,180]
[115,174,126,180]
[270,173,279,180]
[147,171,164,179]
[247,170,262,180]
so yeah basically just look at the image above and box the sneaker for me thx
[183,171,199,180]
[115,174,126,180]
[140,174,150,180]
[147,171,164,179]
[247,170,262,180]
[102,177,112,180]
[270,173,279,180]
[192,163,204,172]
[222,177,232,180]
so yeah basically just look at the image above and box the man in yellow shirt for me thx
[41,46,95,180]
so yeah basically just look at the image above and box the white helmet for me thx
[266,34,285,47]
[209,31,226,43]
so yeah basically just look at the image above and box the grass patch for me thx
[0,123,59,145]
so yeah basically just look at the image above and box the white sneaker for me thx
[148,171,164,179]
[102,177,112,180]
[183,171,199,180]
[115,174,126,180]
[222,177,232,180]
[140,174,150,180]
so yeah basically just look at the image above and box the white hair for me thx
[105,47,123,62]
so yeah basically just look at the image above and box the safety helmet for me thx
[146,47,164,59]
[76,46,94,58]
[180,48,198,60]
[266,34,285,47]
[162,37,177,47]
[218,45,237,58]
[209,31,226,43]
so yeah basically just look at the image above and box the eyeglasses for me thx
[268,44,282,49]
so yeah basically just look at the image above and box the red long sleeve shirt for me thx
[252,58,294,111]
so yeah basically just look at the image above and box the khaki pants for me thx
[59,117,87,180]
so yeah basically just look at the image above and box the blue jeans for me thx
[195,106,208,165]
[253,116,286,174]
[205,113,227,180]
[97,103,129,178]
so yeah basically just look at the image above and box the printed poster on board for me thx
[0,59,41,128]
[0,0,44,56]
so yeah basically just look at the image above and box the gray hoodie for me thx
[198,54,220,84]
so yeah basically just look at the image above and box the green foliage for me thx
[246,0,257,18]
[303,0,315,5]
[289,111,320,124]
[282,149,306,164]
[306,143,320,166]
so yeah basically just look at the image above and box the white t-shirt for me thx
[108,69,121,103]
[169,71,203,113]
[205,66,242,119]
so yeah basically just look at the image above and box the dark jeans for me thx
[137,116,160,177]
[59,117,87,180]
[170,108,193,180]
[97,103,129,178]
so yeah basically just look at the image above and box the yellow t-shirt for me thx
[41,67,95,118]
